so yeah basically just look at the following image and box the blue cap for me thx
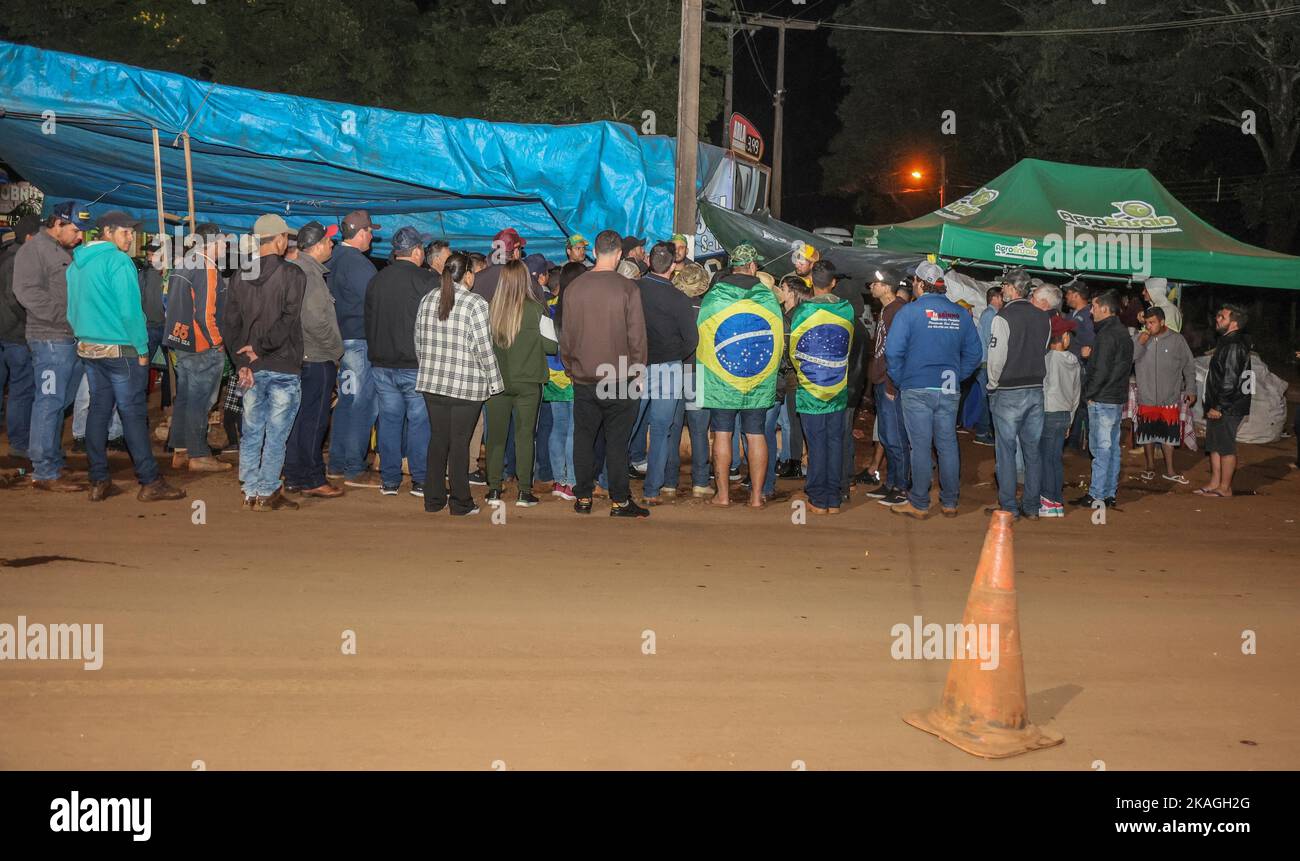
[390,225,432,256]
[48,200,91,230]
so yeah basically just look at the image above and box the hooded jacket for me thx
[223,253,306,376]
[66,241,149,356]
[12,229,75,341]
[1133,327,1195,406]
[1143,279,1182,333]
[1203,329,1252,417]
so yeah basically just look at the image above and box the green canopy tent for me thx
[855,158,1300,291]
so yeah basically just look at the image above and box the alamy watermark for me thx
[0,615,103,670]
[890,615,1000,670]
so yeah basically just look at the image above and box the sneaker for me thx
[1070,494,1097,507]
[610,499,650,518]
[877,491,907,506]
[1103,496,1119,510]
[777,460,804,479]
[853,467,881,485]
[691,485,715,498]
[552,484,577,501]
[973,435,994,447]
[106,437,128,452]
[381,484,400,496]
[71,437,87,453]
[890,500,930,520]
[740,474,752,489]
[729,465,742,482]
[468,469,487,486]
[864,484,891,499]
[941,506,958,518]
[629,462,647,477]
[574,498,593,514]
[516,491,540,507]
[451,506,480,517]
[486,489,504,503]
[409,482,425,498]
[345,472,383,489]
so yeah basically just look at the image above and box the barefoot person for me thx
[1198,304,1252,498]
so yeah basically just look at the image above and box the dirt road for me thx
[2,424,1297,770]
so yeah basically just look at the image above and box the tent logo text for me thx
[993,237,1039,261]
[1056,200,1180,233]
[938,186,999,219]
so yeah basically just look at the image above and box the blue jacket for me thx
[885,292,982,392]
[328,243,378,341]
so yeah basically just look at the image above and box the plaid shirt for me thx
[415,285,504,401]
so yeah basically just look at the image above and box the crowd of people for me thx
[0,200,1268,518]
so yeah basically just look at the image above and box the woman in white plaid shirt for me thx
[415,252,504,515]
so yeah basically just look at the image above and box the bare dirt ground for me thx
[1,401,1297,771]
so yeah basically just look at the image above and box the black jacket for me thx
[637,273,698,365]
[223,254,306,376]
[0,243,25,343]
[1081,315,1133,404]
[1203,329,1252,417]
[365,260,435,369]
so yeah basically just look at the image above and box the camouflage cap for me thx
[729,243,764,266]
[672,262,710,298]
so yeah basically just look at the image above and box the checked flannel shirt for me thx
[414,284,504,401]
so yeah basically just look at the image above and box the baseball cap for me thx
[193,221,225,240]
[494,227,526,253]
[524,253,551,278]
[390,225,432,257]
[792,243,820,265]
[729,243,764,266]
[566,233,588,248]
[49,201,91,230]
[296,220,337,251]
[341,210,381,237]
[12,214,41,243]
[1050,315,1078,338]
[913,260,945,286]
[96,210,142,231]
[870,267,901,286]
[670,233,689,245]
[253,213,292,238]
[621,235,647,254]
[672,262,709,298]
[1062,277,1090,298]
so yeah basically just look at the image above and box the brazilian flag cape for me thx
[789,297,854,414]
[697,279,784,410]
[542,295,572,402]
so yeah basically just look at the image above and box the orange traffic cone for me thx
[903,510,1064,758]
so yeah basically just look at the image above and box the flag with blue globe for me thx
[696,281,785,410]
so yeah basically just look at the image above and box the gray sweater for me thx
[12,230,74,341]
[1133,328,1195,406]
[293,255,344,364]
[1043,349,1081,420]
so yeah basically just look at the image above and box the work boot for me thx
[33,475,89,493]
[255,489,299,511]
[889,499,931,520]
[88,479,122,502]
[301,483,344,499]
[187,456,232,472]
[138,478,186,502]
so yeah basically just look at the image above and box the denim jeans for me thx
[284,360,336,490]
[900,388,961,511]
[27,339,84,481]
[534,400,554,483]
[764,401,781,497]
[642,361,686,497]
[628,395,650,469]
[84,356,160,485]
[1086,401,1124,500]
[169,348,224,454]
[801,408,845,509]
[990,387,1044,516]
[1039,410,1071,506]
[73,372,122,440]
[684,405,711,488]
[974,368,992,438]
[0,340,34,456]
[777,403,792,461]
[874,382,910,491]
[373,366,430,486]
[328,339,377,478]
[546,399,575,486]
[240,370,302,498]
[839,406,855,498]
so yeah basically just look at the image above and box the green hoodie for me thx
[67,241,148,356]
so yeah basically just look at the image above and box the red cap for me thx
[1050,315,1078,337]
[494,227,526,252]
[324,224,339,239]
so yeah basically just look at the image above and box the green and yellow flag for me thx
[789,297,854,414]
[697,280,784,410]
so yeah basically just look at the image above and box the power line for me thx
[733,0,774,96]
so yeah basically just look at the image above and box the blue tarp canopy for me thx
[0,40,722,258]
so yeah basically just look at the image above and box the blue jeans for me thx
[1086,401,1123,500]
[874,382,910,491]
[534,400,554,483]
[328,339,377,478]
[373,367,430,486]
[974,368,992,438]
[240,370,302,498]
[0,340,34,456]
[284,360,336,490]
[777,403,792,461]
[990,387,1044,516]
[801,409,845,509]
[84,356,160,485]
[546,399,575,486]
[1039,410,1071,506]
[764,401,781,497]
[900,388,961,511]
[628,395,650,468]
[643,361,686,497]
[685,405,711,488]
[27,339,84,480]
[169,348,224,454]
[74,372,122,440]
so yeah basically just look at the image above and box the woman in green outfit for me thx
[485,260,557,506]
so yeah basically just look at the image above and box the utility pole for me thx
[750,16,816,220]
[674,0,704,237]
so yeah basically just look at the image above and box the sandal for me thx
[1162,473,1189,485]
[1194,488,1225,497]
[1139,471,1155,481]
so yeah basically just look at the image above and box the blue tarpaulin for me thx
[0,40,722,259]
